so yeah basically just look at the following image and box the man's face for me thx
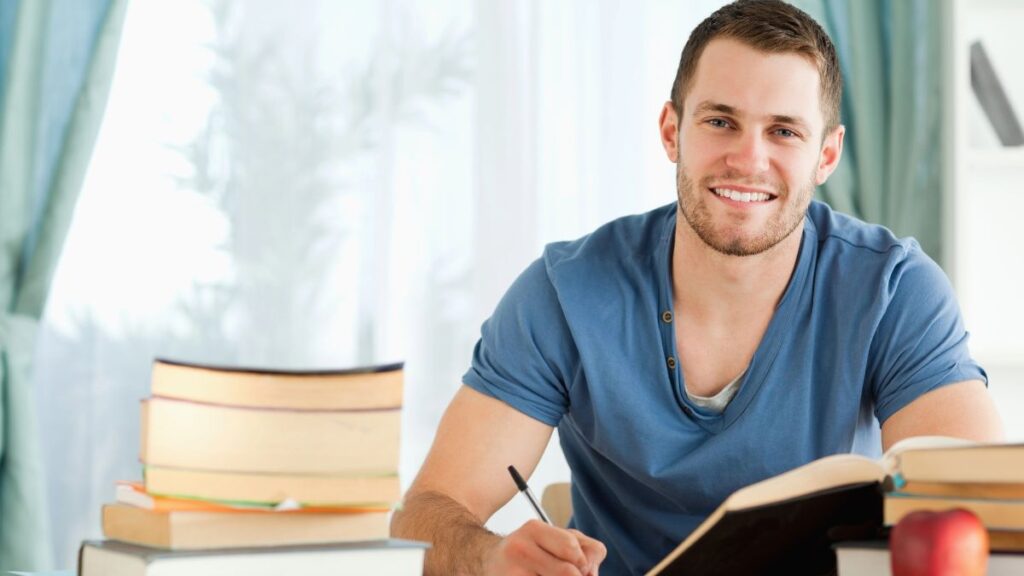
[661,38,843,257]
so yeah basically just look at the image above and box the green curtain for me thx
[0,0,127,569]
[793,0,947,264]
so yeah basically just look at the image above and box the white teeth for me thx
[712,188,771,203]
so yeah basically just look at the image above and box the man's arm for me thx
[881,380,1005,451]
[391,385,606,576]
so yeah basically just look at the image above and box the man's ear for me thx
[815,124,845,185]
[659,102,680,163]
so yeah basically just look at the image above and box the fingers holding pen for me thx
[530,520,590,571]
[502,465,605,574]
[485,519,603,575]
[568,528,607,575]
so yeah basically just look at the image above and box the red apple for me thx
[890,508,989,576]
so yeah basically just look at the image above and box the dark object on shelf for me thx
[971,41,1024,146]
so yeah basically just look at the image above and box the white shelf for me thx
[951,0,1024,373]
[967,148,1024,169]
[974,349,1024,370]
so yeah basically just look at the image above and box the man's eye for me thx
[708,118,730,128]
[775,128,797,138]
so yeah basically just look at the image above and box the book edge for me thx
[81,538,429,560]
[154,358,404,377]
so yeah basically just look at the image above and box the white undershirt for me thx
[685,369,746,414]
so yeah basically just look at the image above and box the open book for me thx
[645,436,978,576]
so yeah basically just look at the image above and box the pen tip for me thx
[507,465,528,491]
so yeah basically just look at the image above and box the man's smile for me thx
[708,186,778,204]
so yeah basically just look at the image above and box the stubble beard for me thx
[676,161,816,257]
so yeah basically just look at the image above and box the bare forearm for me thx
[391,490,501,576]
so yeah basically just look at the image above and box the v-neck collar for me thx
[657,208,818,434]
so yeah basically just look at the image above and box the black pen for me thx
[508,465,552,524]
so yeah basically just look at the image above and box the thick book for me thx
[101,503,389,549]
[896,480,1024,501]
[895,442,1024,484]
[140,467,400,507]
[989,530,1024,553]
[885,494,1024,531]
[834,540,1024,576]
[140,396,400,475]
[645,437,978,576]
[150,358,404,410]
[79,539,428,576]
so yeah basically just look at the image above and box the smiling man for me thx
[392,1,1004,575]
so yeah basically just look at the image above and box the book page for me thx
[726,455,884,510]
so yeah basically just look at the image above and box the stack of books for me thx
[883,442,1024,551]
[834,441,1024,575]
[79,358,426,575]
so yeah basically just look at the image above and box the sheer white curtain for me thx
[34,0,725,567]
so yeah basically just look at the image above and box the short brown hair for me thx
[670,0,842,133]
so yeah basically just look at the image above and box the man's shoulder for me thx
[806,200,922,264]
[543,202,676,272]
[805,200,948,308]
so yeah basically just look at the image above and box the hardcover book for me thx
[79,539,428,576]
[150,358,404,410]
[140,396,400,475]
[139,467,400,507]
[101,503,389,550]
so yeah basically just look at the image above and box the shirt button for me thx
[662,311,673,323]
[667,356,677,369]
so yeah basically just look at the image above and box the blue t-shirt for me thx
[463,201,985,575]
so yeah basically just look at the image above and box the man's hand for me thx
[391,387,604,574]
[483,520,607,576]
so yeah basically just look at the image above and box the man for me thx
[392,1,1004,574]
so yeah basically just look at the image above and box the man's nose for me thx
[724,131,770,175]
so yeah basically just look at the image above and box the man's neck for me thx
[671,210,804,324]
